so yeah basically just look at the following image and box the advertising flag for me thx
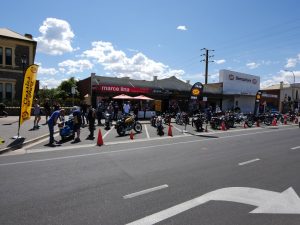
[19,64,39,125]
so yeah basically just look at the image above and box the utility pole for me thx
[200,48,214,84]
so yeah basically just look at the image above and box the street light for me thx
[284,69,296,111]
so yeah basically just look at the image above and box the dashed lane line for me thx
[238,158,260,166]
[123,184,168,199]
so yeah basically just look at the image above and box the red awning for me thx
[133,95,154,100]
[112,94,133,99]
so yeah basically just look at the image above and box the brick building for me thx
[0,28,37,104]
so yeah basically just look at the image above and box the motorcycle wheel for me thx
[246,120,253,127]
[117,126,126,136]
[134,122,143,133]
[264,118,272,126]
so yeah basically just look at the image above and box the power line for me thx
[200,48,214,84]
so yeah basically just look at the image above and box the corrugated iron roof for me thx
[0,28,35,42]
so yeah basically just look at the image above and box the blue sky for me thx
[2,0,300,88]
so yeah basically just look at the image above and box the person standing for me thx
[47,109,65,146]
[113,102,119,121]
[80,101,88,126]
[43,98,51,124]
[72,106,82,143]
[96,101,104,126]
[123,101,131,115]
[87,105,96,139]
[33,99,41,129]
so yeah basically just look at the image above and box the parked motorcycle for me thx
[104,113,112,130]
[115,114,142,136]
[192,113,205,132]
[156,116,164,136]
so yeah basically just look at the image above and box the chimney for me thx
[186,80,190,84]
[24,33,33,39]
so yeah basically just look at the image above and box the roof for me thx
[0,28,36,42]
[92,75,192,92]
[262,83,290,90]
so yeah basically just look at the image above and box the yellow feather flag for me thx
[19,64,39,125]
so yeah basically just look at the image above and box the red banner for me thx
[92,85,151,94]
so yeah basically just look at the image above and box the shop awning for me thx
[133,95,154,100]
[112,94,133,99]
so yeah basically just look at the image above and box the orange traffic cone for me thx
[97,128,104,146]
[168,124,173,136]
[243,122,247,128]
[221,121,226,131]
[130,130,134,140]
[272,117,277,126]
[284,115,287,125]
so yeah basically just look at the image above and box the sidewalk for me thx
[0,116,152,154]
[0,116,56,154]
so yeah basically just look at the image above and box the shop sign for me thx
[190,82,203,100]
[220,70,260,95]
[93,85,151,94]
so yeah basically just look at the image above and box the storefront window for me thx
[0,47,3,65]
[0,83,3,100]
[5,48,12,65]
[5,83,12,100]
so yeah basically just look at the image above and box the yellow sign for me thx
[20,64,39,125]
[192,88,200,96]
[155,100,162,112]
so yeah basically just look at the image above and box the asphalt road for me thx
[0,125,300,225]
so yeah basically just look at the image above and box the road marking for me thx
[0,127,297,165]
[24,133,60,150]
[144,124,150,139]
[102,127,113,139]
[291,146,300,150]
[126,187,300,225]
[172,125,188,135]
[238,158,260,166]
[123,184,168,199]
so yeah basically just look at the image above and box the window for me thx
[5,83,12,100]
[0,47,3,65]
[0,83,3,100]
[5,48,12,65]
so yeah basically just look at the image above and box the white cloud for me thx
[35,62,59,76]
[177,25,187,31]
[285,57,297,68]
[35,18,75,55]
[82,41,185,80]
[39,78,66,89]
[246,62,260,69]
[260,70,300,88]
[215,59,226,64]
[58,59,93,74]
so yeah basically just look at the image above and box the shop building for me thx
[262,82,300,113]
[0,28,38,104]
[78,73,192,113]
[202,70,260,113]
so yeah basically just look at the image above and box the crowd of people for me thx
[42,100,140,147]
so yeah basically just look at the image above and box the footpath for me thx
[0,116,57,154]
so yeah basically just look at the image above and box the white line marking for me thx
[0,127,296,166]
[172,125,188,135]
[144,124,150,139]
[102,127,113,139]
[123,184,168,199]
[238,158,260,166]
[24,133,60,150]
[291,146,300,150]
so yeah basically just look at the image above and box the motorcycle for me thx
[156,116,164,136]
[59,115,75,141]
[192,113,205,132]
[104,113,112,130]
[115,114,142,136]
[150,115,157,127]
[162,113,171,125]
